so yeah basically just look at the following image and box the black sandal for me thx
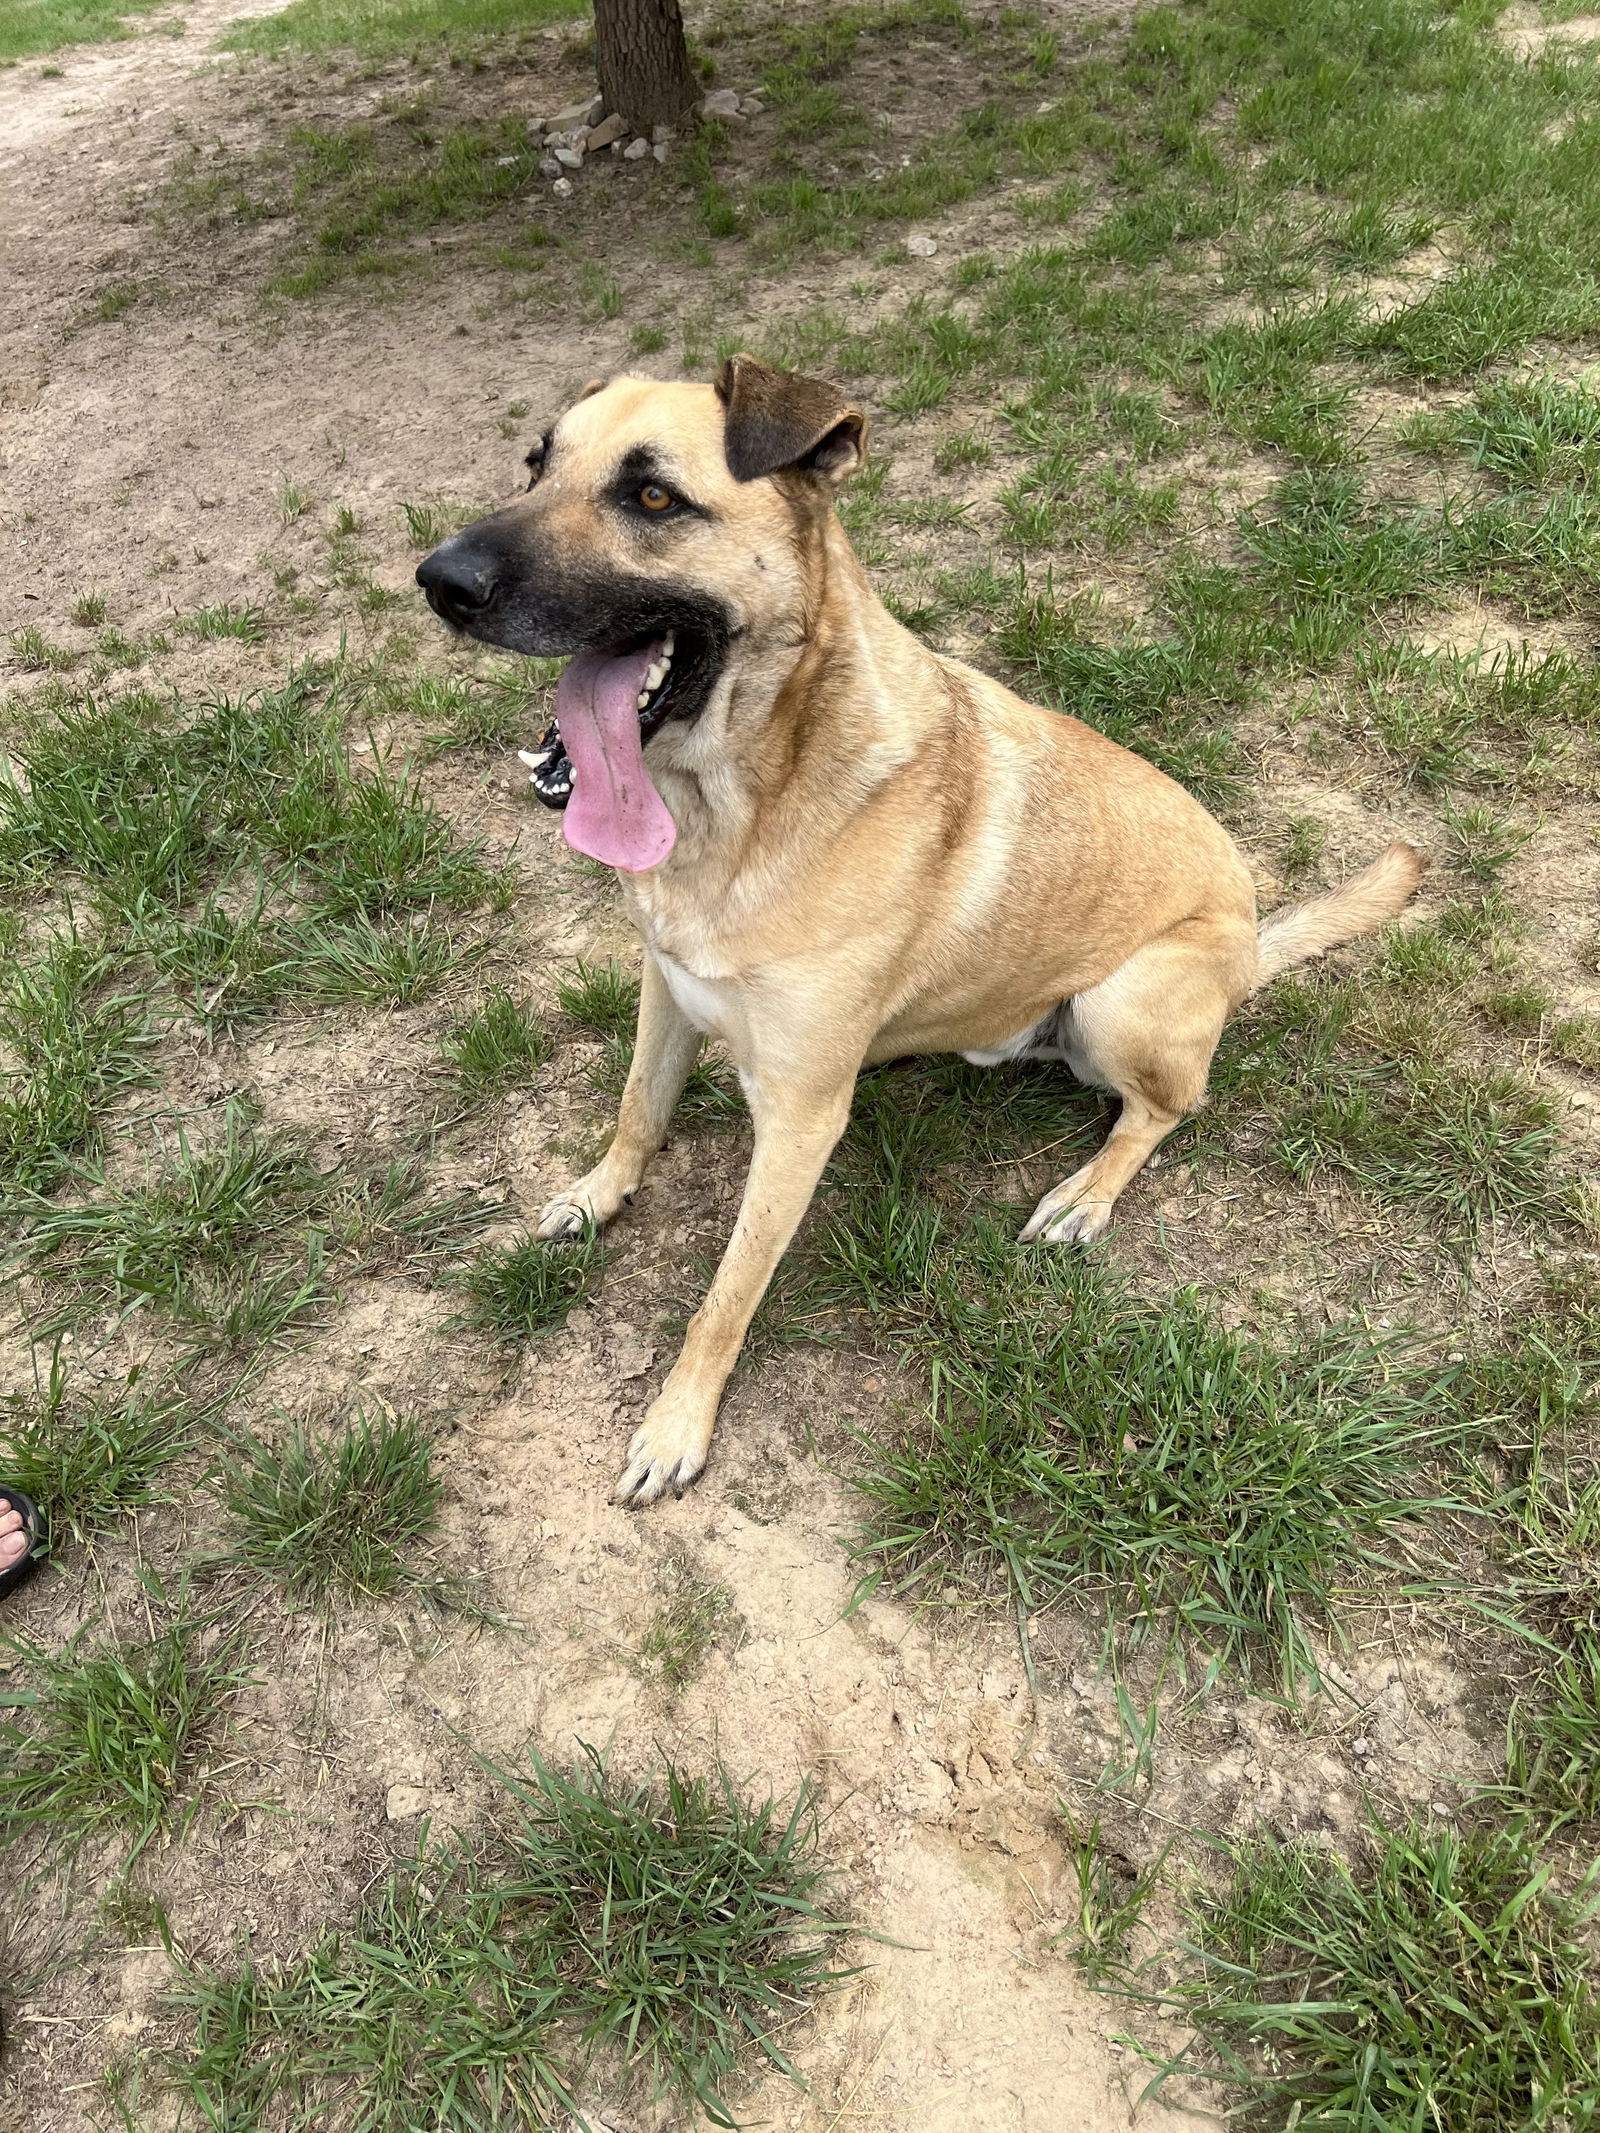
[0,1486,45,1601]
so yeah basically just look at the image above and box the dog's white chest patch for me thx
[656,953,736,1038]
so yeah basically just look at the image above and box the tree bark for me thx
[594,0,700,131]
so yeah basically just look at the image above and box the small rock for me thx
[554,145,583,169]
[552,177,573,198]
[538,154,561,178]
[652,140,669,163]
[652,122,675,144]
[623,135,651,159]
[611,1328,656,1379]
[587,111,628,150]
[545,96,600,129]
[741,94,765,115]
[1351,1736,1371,1756]
[385,1783,430,1821]
[609,138,626,154]
[701,87,743,117]
[494,154,518,167]
[906,233,939,257]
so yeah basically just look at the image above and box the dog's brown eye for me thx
[639,483,675,513]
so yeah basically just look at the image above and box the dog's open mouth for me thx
[518,629,709,874]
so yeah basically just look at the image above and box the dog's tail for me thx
[1254,840,1427,989]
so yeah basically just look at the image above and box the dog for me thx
[417,357,1423,1507]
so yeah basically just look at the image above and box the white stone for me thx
[545,96,600,129]
[553,145,583,169]
[702,87,743,117]
[652,141,669,163]
[385,1783,430,1821]
[552,177,573,198]
[623,135,651,159]
[538,154,561,178]
[906,233,939,256]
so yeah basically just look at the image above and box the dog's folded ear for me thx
[715,354,868,486]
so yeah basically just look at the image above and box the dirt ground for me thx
[0,1,1590,2126]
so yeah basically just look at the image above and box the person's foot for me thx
[1,1499,32,1574]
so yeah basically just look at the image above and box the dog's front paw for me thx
[613,1397,714,1510]
[535,1190,596,1241]
[1019,1170,1114,1247]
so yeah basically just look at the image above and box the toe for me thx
[1042,1200,1112,1245]
[0,1527,28,1568]
[535,1197,588,1242]
[613,1421,707,1509]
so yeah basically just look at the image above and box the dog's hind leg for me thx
[537,955,702,1238]
[614,1064,857,1507]
[1020,912,1256,1246]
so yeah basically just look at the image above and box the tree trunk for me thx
[594,0,699,131]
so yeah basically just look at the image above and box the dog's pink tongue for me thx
[556,643,677,873]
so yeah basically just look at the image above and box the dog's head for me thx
[416,356,868,743]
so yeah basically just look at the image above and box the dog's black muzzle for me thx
[415,539,501,630]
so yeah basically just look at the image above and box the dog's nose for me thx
[415,541,499,628]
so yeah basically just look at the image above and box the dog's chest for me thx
[656,952,739,1040]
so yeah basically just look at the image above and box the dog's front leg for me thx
[614,1067,857,1507]
[537,956,702,1238]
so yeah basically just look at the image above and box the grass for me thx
[0,1619,246,1856]
[0,936,154,1193]
[845,1233,1474,1690]
[223,0,585,57]
[639,1554,734,1690]
[460,1229,604,1340]
[0,1350,191,1552]
[169,1747,851,2130]
[216,1411,446,1608]
[1056,1813,1164,1983]
[443,987,552,1092]
[0,0,167,63]
[1163,1815,1600,2125]
[6,1111,496,1344]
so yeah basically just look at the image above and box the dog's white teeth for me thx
[635,690,650,709]
[663,630,676,656]
[516,749,540,769]
[644,658,668,693]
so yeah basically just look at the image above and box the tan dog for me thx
[418,358,1423,1507]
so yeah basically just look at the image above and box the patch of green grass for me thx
[293,911,465,1007]
[1349,643,1597,792]
[216,1411,445,1608]
[0,0,167,64]
[845,1226,1472,1690]
[6,624,78,673]
[1409,375,1600,489]
[639,1553,734,1690]
[0,937,153,1193]
[1511,1630,1600,1821]
[0,1352,191,1552]
[70,591,108,628]
[0,1619,246,1857]
[553,956,639,1042]
[443,987,552,1092]
[223,0,584,57]
[177,604,266,646]
[171,1747,850,2131]
[8,1110,328,1328]
[1164,1816,1600,2125]
[1056,1812,1164,1983]
[461,1229,604,1340]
